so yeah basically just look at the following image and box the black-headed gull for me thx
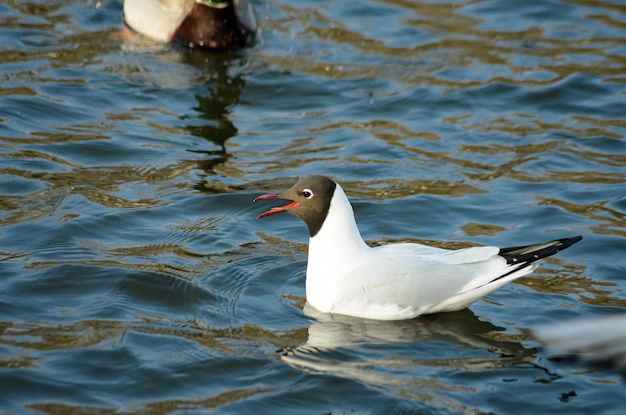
[254,175,582,320]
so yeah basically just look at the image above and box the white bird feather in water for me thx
[254,175,582,321]
[534,314,626,373]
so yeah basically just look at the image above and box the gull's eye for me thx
[301,189,314,199]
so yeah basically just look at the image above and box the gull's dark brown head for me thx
[254,175,337,237]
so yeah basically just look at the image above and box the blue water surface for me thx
[0,0,625,414]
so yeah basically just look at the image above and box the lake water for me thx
[1,0,625,413]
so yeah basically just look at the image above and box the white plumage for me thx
[534,313,626,372]
[255,175,581,321]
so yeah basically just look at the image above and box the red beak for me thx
[253,193,300,219]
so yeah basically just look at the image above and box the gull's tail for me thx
[499,236,582,266]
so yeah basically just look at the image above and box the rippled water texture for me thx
[1,0,625,413]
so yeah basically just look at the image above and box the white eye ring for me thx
[302,189,314,199]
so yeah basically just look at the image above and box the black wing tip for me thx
[554,235,583,250]
[552,235,583,250]
[499,235,583,265]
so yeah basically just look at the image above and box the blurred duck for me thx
[123,0,256,49]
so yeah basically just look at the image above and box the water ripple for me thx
[1,0,625,413]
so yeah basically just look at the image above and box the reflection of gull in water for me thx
[534,313,626,374]
[281,304,536,396]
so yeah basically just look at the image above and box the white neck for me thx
[306,184,369,279]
